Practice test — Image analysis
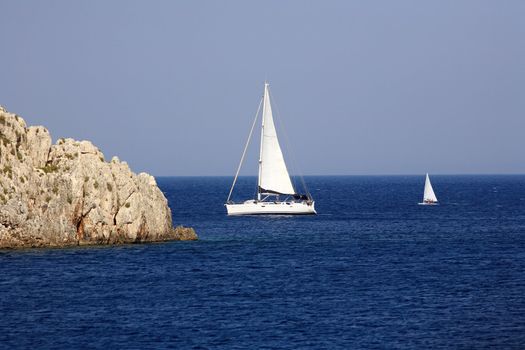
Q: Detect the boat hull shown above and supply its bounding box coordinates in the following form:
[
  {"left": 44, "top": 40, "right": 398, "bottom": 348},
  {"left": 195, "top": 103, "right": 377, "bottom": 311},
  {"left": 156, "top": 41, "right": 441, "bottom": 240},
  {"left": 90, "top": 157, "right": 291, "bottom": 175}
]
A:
[
  {"left": 418, "top": 202, "right": 439, "bottom": 206},
  {"left": 226, "top": 201, "right": 316, "bottom": 216}
]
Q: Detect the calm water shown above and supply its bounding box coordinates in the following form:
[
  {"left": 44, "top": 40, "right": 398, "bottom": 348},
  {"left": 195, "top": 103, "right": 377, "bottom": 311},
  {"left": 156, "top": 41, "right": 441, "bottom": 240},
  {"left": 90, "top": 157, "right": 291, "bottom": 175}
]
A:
[{"left": 1, "top": 175, "right": 525, "bottom": 349}]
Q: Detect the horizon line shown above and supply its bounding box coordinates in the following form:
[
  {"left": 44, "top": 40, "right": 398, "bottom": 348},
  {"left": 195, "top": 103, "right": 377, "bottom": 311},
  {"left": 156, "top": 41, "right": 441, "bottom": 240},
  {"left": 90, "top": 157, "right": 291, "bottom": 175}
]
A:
[{"left": 154, "top": 173, "right": 525, "bottom": 177}]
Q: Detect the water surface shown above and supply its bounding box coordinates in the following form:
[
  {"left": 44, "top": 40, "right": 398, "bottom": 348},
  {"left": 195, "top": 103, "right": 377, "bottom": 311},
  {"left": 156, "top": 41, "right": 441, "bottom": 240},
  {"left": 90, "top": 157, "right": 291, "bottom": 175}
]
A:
[{"left": 1, "top": 175, "right": 525, "bottom": 348}]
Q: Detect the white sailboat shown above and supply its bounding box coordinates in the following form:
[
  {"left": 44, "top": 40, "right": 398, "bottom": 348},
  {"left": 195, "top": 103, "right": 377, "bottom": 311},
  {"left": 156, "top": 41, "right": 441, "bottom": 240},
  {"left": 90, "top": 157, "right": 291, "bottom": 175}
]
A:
[
  {"left": 418, "top": 173, "right": 438, "bottom": 205},
  {"left": 225, "top": 82, "right": 316, "bottom": 216}
]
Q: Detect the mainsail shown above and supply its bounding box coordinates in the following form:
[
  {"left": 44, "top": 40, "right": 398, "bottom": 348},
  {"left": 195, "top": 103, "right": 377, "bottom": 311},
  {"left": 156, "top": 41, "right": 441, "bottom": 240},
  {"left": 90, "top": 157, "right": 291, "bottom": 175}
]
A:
[
  {"left": 258, "top": 83, "right": 295, "bottom": 195},
  {"left": 423, "top": 173, "right": 438, "bottom": 202}
]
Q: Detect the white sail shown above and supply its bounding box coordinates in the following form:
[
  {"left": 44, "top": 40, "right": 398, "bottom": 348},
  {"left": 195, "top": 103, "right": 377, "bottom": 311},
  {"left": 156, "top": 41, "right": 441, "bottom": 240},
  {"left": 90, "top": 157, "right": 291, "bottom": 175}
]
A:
[
  {"left": 258, "top": 83, "right": 295, "bottom": 195},
  {"left": 423, "top": 173, "right": 438, "bottom": 203}
]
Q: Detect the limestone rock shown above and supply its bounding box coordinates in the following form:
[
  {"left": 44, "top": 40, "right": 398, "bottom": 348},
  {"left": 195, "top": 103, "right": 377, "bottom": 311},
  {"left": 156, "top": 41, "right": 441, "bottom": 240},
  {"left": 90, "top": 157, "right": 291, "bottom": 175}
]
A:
[
  {"left": 26, "top": 126, "right": 51, "bottom": 168},
  {"left": 0, "top": 106, "right": 196, "bottom": 248}
]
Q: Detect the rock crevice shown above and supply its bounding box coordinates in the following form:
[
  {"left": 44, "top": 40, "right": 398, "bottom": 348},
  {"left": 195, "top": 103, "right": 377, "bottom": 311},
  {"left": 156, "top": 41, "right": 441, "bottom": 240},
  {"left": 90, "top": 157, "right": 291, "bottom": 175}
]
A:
[{"left": 0, "top": 106, "right": 196, "bottom": 248}]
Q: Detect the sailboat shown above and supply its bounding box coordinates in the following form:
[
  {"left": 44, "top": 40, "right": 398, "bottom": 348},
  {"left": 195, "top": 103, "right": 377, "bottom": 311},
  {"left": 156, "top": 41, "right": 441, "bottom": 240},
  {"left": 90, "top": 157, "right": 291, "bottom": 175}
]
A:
[
  {"left": 418, "top": 173, "right": 439, "bottom": 205},
  {"left": 225, "top": 82, "right": 316, "bottom": 216}
]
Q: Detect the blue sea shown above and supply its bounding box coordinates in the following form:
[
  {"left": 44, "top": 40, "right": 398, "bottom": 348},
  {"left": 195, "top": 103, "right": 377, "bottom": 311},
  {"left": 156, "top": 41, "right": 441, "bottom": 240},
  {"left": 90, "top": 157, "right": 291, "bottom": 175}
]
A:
[{"left": 1, "top": 175, "right": 525, "bottom": 349}]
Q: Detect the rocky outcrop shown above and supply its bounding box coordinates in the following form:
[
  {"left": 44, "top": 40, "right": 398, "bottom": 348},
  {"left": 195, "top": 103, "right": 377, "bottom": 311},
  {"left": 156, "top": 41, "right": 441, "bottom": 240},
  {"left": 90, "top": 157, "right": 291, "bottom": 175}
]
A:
[{"left": 0, "top": 106, "right": 196, "bottom": 248}]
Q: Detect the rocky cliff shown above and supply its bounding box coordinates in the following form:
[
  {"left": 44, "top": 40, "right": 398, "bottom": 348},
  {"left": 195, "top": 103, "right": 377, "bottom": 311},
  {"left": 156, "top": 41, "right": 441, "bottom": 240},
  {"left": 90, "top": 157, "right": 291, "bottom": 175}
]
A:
[{"left": 0, "top": 106, "right": 196, "bottom": 248}]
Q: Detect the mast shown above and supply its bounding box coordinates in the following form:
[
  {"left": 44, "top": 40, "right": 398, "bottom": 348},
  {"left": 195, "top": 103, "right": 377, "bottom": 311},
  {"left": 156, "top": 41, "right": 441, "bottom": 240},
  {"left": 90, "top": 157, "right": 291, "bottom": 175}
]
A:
[{"left": 257, "top": 82, "right": 268, "bottom": 200}]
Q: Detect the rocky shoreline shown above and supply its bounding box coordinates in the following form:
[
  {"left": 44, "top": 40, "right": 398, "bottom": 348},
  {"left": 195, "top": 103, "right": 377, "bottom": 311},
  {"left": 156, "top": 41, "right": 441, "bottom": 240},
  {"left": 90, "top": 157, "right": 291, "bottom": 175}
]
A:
[{"left": 0, "top": 105, "right": 196, "bottom": 248}]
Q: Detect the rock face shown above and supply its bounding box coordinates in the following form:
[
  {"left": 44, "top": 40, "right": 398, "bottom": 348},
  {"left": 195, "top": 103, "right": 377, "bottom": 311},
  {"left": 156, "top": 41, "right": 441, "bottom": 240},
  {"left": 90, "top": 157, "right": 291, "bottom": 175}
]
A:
[{"left": 0, "top": 106, "right": 196, "bottom": 248}]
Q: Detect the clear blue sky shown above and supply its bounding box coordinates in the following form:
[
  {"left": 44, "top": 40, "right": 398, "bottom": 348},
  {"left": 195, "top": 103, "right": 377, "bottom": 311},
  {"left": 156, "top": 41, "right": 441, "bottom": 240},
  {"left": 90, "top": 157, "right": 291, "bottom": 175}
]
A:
[{"left": 1, "top": 1, "right": 524, "bottom": 175}]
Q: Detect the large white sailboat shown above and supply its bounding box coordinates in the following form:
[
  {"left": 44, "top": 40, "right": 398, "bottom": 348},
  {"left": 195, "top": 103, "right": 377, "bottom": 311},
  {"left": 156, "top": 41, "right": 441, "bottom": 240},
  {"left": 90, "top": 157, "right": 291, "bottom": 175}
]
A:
[
  {"left": 418, "top": 173, "right": 439, "bottom": 205},
  {"left": 225, "top": 82, "right": 316, "bottom": 216}
]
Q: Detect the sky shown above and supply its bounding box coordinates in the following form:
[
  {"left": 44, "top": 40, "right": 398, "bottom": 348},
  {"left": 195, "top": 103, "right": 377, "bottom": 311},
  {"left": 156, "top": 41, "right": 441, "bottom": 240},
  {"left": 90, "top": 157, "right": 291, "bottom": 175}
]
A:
[{"left": 0, "top": 0, "right": 524, "bottom": 176}]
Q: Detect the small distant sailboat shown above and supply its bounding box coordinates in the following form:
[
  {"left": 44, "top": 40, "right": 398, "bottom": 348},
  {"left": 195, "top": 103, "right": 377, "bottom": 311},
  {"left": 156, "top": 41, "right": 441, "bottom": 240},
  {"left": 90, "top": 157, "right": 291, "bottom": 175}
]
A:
[
  {"left": 225, "top": 82, "right": 316, "bottom": 216},
  {"left": 419, "top": 173, "right": 438, "bottom": 205}
]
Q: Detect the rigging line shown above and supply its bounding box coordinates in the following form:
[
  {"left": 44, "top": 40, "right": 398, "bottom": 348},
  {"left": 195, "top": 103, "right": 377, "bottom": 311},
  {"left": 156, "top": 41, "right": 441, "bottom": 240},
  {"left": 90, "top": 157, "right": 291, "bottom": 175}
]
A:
[
  {"left": 226, "top": 97, "right": 263, "bottom": 203},
  {"left": 268, "top": 87, "right": 312, "bottom": 198}
]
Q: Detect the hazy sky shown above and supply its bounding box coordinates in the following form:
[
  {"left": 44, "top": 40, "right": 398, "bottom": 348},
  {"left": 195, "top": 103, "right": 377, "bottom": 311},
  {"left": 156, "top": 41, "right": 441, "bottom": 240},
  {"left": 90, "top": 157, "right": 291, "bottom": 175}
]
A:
[{"left": 1, "top": 1, "right": 524, "bottom": 175}]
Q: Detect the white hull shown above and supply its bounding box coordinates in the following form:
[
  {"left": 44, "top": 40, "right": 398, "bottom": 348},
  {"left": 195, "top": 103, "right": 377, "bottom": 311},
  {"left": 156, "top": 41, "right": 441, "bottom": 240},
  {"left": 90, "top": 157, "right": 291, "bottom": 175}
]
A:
[
  {"left": 226, "top": 200, "right": 316, "bottom": 216},
  {"left": 418, "top": 202, "right": 439, "bottom": 206}
]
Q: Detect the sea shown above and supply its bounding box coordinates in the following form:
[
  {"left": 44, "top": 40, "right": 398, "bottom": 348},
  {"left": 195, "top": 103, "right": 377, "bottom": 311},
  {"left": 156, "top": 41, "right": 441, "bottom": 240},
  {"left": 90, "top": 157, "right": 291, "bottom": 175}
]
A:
[{"left": 1, "top": 175, "right": 525, "bottom": 349}]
